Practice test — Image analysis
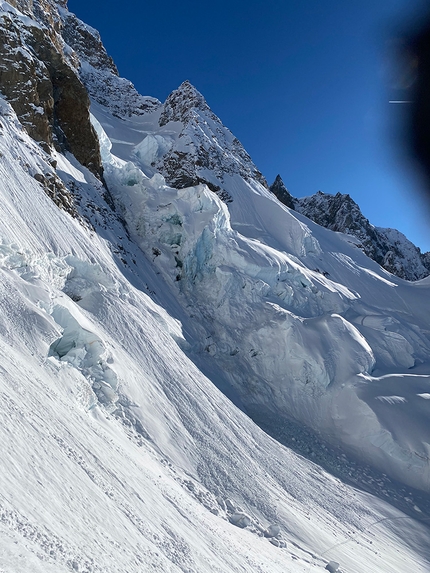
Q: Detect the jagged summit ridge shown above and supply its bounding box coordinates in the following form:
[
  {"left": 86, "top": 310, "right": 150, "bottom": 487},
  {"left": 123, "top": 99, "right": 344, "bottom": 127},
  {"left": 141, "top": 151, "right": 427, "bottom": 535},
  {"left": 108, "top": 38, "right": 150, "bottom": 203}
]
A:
[
  {"left": 60, "top": 7, "right": 118, "bottom": 75},
  {"left": 270, "top": 175, "right": 430, "bottom": 281}
]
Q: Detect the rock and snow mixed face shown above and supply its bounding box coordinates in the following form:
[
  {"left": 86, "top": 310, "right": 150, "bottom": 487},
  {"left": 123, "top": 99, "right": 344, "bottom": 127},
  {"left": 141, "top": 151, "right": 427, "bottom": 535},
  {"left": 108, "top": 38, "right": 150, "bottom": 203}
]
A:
[
  {"left": 124, "top": 79, "right": 267, "bottom": 202},
  {"left": 59, "top": 6, "right": 161, "bottom": 118},
  {"left": 0, "top": 2, "right": 430, "bottom": 572},
  {"left": 270, "top": 175, "right": 430, "bottom": 281}
]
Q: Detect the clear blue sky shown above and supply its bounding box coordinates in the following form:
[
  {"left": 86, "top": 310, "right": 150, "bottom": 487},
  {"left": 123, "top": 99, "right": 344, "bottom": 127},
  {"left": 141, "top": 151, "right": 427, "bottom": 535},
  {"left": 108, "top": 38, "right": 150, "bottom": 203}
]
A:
[{"left": 68, "top": 0, "right": 430, "bottom": 251}]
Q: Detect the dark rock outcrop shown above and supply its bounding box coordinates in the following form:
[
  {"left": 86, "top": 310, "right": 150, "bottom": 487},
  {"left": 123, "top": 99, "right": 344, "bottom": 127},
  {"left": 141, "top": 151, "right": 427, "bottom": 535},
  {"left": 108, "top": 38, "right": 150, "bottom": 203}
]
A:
[
  {"left": 270, "top": 175, "right": 430, "bottom": 281},
  {"left": 270, "top": 174, "right": 296, "bottom": 209},
  {"left": 155, "top": 81, "right": 267, "bottom": 200},
  {"left": 0, "top": 11, "right": 53, "bottom": 150},
  {"left": 33, "top": 170, "right": 78, "bottom": 216},
  {"left": 0, "top": 1, "right": 102, "bottom": 177}
]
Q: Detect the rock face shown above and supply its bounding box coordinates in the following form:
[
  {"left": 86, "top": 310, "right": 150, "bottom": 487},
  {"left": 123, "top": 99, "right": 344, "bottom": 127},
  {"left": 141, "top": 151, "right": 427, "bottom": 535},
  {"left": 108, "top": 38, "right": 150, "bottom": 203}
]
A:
[
  {"left": 270, "top": 174, "right": 296, "bottom": 209},
  {"left": 270, "top": 175, "right": 430, "bottom": 281},
  {"left": 7, "top": 1, "right": 34, "bottom": 14},
  {"left": 0, "top": 11, "right": 53, "bottom": 149},
  {"left": 60, "top": 8, "right": 160, "bottom": 118},
  {"left": 0, "top": 1, "right": 102, "bottom": 177},
  {"left": 154, "top": 81, "right": 268, "bottom": 199}
]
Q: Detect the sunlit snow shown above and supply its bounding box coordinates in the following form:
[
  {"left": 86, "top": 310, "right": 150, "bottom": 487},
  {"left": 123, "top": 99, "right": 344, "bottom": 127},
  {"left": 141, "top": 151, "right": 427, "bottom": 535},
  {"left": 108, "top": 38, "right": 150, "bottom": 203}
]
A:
[{"left": 0, "top": 3, "right": 430, "bottom": 573}]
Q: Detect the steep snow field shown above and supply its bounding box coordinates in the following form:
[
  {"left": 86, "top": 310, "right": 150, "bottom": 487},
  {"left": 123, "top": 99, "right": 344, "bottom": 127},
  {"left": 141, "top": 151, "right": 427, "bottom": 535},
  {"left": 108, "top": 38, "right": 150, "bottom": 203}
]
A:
[
  {"left": 90, "top": 95, "right": 430, "bottom": 495},
  {"left": 1, "top": 92, "right": 430, "bottom": 572},
  {"left": 1, "top": 2, "right": 430, "bottom": 571}
]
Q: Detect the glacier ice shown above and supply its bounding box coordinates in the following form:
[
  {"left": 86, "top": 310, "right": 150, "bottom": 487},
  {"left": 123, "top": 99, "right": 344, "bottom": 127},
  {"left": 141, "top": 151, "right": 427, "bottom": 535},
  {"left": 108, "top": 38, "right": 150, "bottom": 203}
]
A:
[{"left": 0, "top": 4, "right": 430, "bottom": 572}]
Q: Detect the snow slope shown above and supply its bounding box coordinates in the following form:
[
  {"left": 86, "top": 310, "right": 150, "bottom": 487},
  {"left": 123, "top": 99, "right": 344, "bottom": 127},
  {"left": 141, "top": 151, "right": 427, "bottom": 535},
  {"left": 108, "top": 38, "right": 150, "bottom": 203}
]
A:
[
  {"left": 1, "top": 83, "right": 429, "bottom": 573},
  {"left": 89, "top": 92, "right": 430, "bottom": 495},
  {"left": 0, "top": 2, "right": 430, "bottom": 572}
]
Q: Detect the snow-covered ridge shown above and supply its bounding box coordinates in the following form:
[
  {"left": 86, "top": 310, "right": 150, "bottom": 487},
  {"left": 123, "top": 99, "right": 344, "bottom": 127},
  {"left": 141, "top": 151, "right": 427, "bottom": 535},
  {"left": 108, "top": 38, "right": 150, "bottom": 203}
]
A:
[{"left": 270, "top": 175, "right": 430, "bottom": 281}]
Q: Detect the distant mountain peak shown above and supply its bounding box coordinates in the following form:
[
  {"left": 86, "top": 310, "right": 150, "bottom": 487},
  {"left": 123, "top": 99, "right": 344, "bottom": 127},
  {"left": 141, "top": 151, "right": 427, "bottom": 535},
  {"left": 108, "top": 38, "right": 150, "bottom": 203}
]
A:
[{"left": 271, "top": 176, "right": 430, "bottom": 281}]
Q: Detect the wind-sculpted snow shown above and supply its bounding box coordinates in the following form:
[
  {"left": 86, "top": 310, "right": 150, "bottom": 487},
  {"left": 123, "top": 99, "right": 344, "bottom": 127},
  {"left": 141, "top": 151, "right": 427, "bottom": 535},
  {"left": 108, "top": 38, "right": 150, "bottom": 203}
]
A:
[
  {"left": 3, "top": 98, "right": 430, "bottom": 573},
  {"left": 1, "top": 6, "right": 430, "bottom": 572},
  {"left": 91, "top": 108, "right": 430, "bottom": 493}
]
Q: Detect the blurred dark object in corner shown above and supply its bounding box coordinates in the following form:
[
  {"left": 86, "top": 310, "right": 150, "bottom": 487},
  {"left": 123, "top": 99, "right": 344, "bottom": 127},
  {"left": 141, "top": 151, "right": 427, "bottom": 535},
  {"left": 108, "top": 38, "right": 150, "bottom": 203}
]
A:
[{"left": 408, "top": 13, "right": 430, "bottom": 200}]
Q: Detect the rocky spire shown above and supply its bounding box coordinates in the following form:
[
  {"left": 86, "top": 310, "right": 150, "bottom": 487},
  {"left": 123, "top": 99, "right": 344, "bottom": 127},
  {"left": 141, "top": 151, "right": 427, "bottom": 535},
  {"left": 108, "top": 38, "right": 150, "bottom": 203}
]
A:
[{"left": 269, "top": 175, "right": 296, "bottom": 209}]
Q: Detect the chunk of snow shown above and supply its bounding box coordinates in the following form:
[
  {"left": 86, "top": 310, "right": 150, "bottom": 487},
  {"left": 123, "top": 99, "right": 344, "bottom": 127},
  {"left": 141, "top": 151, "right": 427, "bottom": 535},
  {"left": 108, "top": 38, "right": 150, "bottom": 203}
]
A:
[{"left": 229, "top": 512, "right": 252, "bottom": 528}]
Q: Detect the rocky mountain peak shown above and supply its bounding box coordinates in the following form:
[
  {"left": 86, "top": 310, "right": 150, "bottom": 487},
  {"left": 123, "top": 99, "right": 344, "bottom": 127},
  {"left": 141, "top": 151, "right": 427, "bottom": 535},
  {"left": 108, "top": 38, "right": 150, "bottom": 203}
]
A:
[
  {"left": 270, "top": 177, "right": 430, "bottom": 281},
  {"left": 269, "top": 174, "right": 296, "bottom": 209},
  {"left": 152, "top": 80, "right": 268, "bottom": 196},
  {"left": 159, "top": 80, "right": 210, "bottom": 127}
]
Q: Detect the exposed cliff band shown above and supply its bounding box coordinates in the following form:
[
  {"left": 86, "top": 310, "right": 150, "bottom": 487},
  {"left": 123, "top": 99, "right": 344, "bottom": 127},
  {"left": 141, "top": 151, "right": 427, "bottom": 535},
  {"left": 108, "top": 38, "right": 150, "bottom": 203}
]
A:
[{"left": 0, "top": 0, "right": 102, "bottom": 177}]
